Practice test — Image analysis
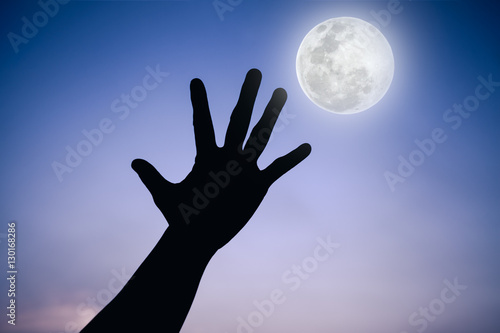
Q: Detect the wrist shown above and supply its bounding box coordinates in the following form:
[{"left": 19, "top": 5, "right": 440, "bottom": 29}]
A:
[{"left": 161, "top": 226, "right": 218, "bottom": 262}]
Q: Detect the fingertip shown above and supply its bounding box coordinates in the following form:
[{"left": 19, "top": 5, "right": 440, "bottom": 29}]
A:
[
  {"left": 131, "top": 158, "right": 142, "bottom": 171},
  {"left": 291, "top": 143, "right": 312, "bottom": 165},
  {"left": 131, "top": 158, "right": 148, "bottom": 173},
  {"left": 246, "top": 68, "right": 262, "bottom": 87},
  {"left": 270, "top": 88, "right": 287, "bottom": 108},
  {"left": 300, "top": 143, "right": 312, "bottom": 156},
  {"left": 274, "top": 87, "right": 287, "bottom": 100},
  {"left": 190, "top": 78, "right": 203, "bottom": 89},
  {"left": 248, "top": 68, "right": 262, "bottom": 79}
]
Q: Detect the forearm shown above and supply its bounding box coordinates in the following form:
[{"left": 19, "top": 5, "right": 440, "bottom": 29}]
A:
[{"left": 81, "top": 227, "right": 215, "bottom": 333}]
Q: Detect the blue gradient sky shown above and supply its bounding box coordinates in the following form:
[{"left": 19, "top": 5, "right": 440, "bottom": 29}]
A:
[{"left": 1, "top": 1, "right": 499, "bottom": 332}]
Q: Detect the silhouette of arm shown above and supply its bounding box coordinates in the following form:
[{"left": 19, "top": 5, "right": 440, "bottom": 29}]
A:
[{"left": 80, "top": 68, "right": 311, "bottom": 332}]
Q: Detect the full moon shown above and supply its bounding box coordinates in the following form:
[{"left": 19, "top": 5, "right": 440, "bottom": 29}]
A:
[{"left": 296, "top": 17, "right": 394, "bottom": 114}]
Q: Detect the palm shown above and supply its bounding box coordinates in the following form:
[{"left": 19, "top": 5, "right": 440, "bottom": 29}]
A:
[{"left": 132, "top": 69, "right": 311, "bottom": 250}]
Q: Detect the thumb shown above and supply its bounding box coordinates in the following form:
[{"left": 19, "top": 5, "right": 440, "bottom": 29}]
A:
[
  {"left": 262, "top": 143, "right": 311, "bottom": 186},
  {"left": 131, "top": 159, "right": 171, "bottom": 197}
]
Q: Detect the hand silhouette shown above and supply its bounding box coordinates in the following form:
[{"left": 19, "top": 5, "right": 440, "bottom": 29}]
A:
[
  {"left": 132, "top": 68, "right": 311, "bottom": 252},
  {"left": 81, "top": 69, "right": 311, "bottom": 333}
]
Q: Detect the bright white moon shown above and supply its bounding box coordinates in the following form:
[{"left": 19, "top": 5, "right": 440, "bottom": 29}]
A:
[{"left": 296, "top": 17, "right": 394, "bottom": 114}]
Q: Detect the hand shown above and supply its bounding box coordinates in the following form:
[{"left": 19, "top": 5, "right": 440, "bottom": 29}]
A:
[{"left": 132, "top": 69, "right": 311, "bottom": 252}]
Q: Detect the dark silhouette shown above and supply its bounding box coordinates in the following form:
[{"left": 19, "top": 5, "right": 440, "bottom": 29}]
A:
[{"left": 80, "top": 68, "right": 311, "bottom": 332}]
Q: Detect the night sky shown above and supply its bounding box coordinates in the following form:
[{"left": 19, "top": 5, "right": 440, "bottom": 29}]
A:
[{"left": 1, "top": 1, "right": 499, "bottom": 333}]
